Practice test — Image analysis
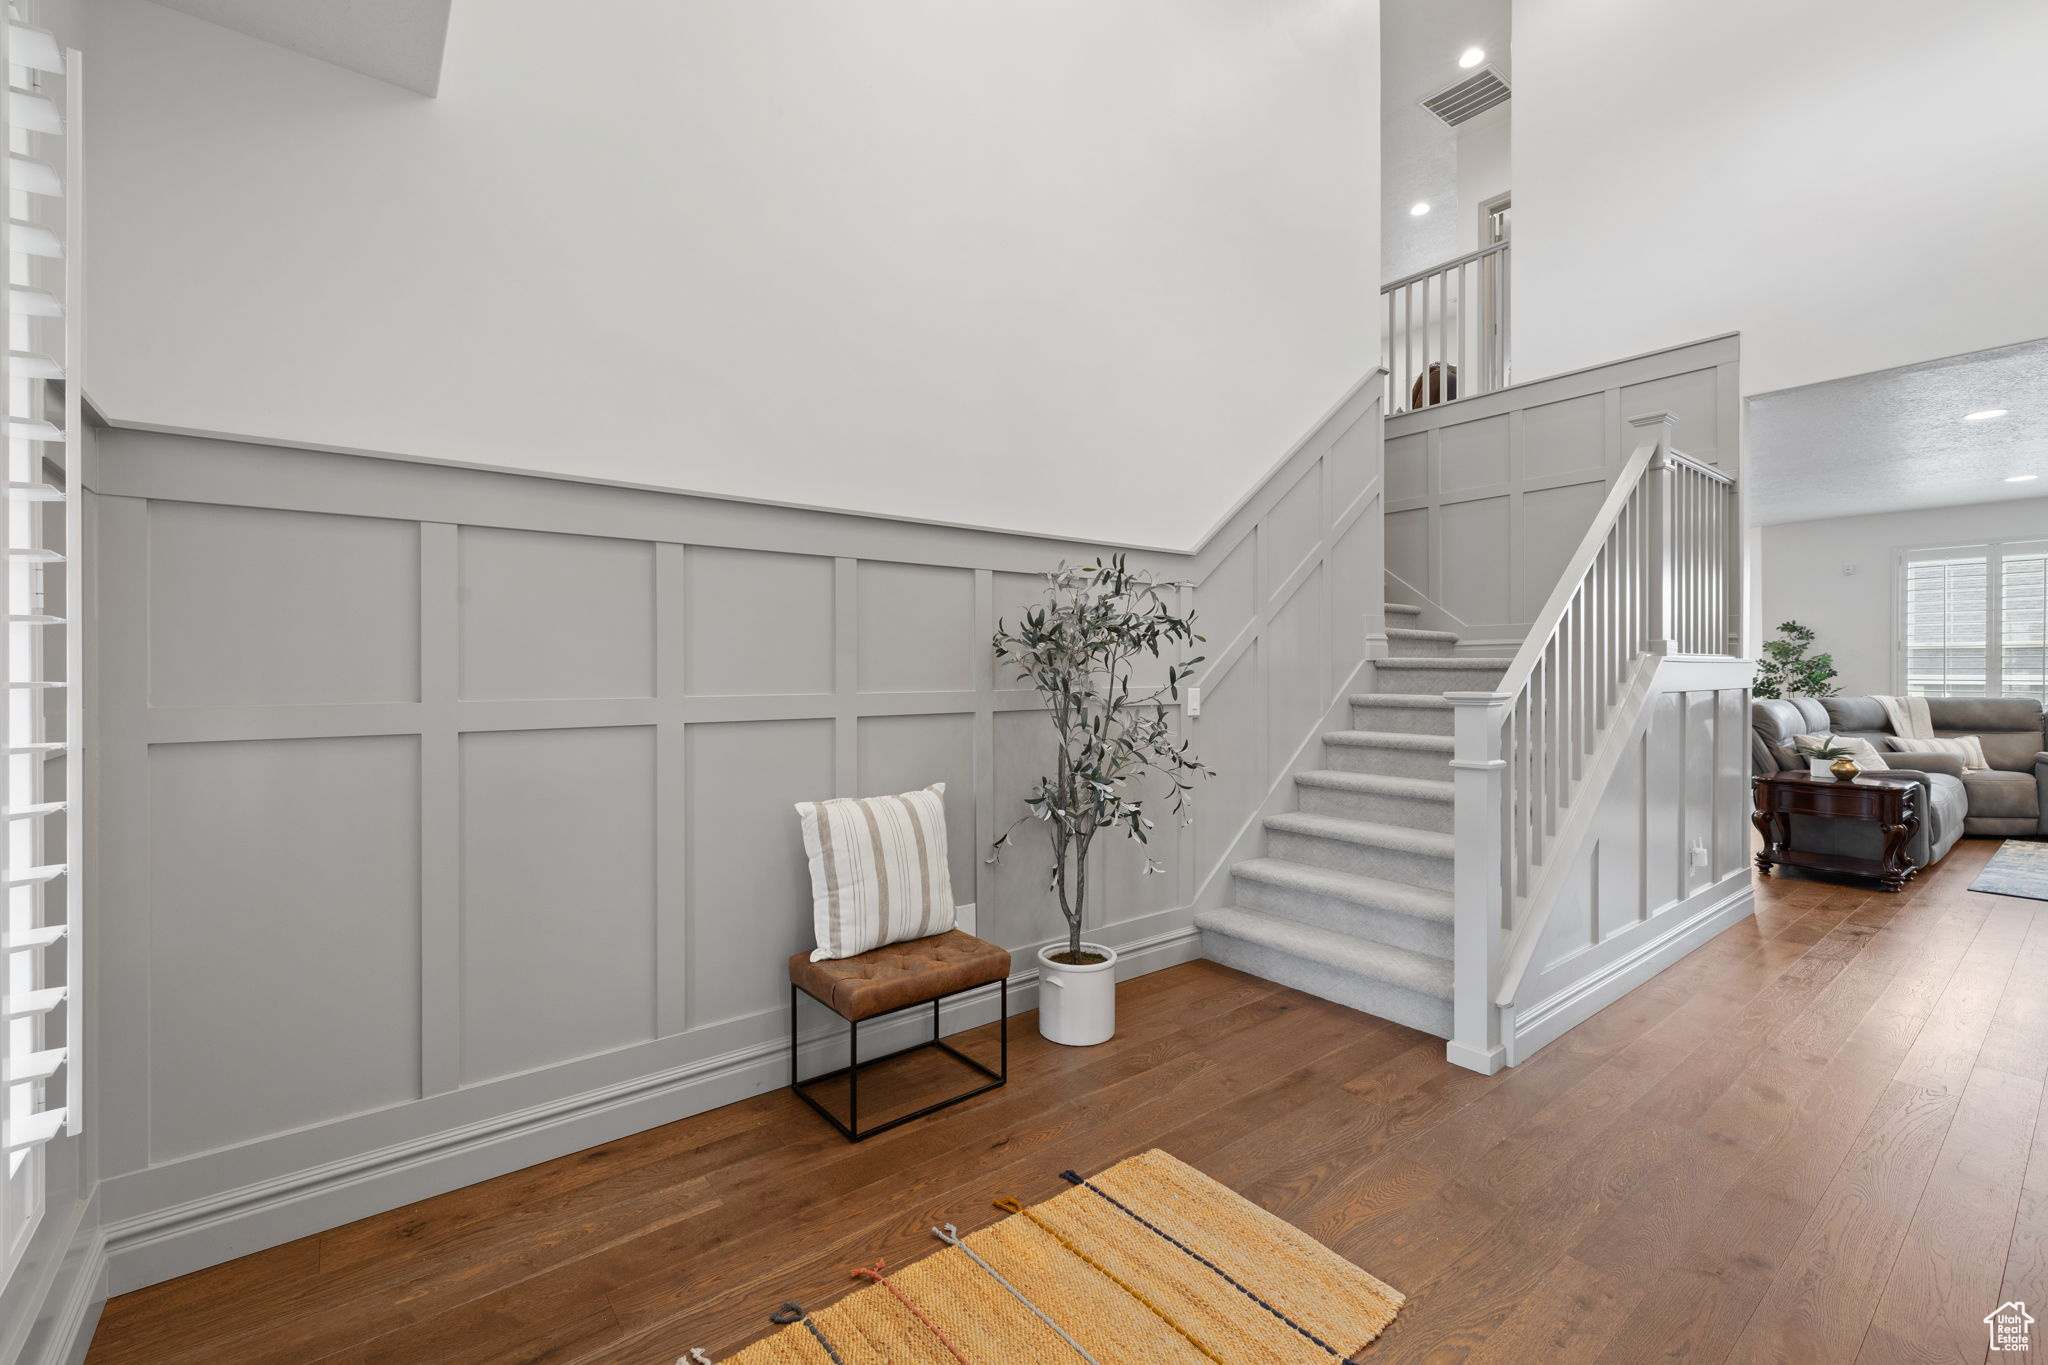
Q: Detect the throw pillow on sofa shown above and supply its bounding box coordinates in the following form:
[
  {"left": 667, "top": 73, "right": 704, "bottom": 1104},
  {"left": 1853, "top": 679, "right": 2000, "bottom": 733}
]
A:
[
  {"left": 1882, "top": 734, "right": 1990, "bottom": 771},
  {"left": 1792, "top": 732, "right": 1890, "bottom": 777}
]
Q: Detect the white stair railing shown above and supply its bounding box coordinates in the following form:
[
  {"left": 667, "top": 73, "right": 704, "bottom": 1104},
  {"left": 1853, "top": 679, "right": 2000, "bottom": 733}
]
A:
[
  {"left": 1444, "top": 412, "right": 1740, "bottom": 1074},
  {"left": 1382, "top": 240, "right": 1508, "bottom": 414}
]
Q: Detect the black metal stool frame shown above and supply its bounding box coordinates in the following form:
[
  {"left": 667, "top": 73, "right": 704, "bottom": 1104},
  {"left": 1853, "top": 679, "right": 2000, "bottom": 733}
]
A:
[{"left": 789, "top": 977, "right": 1007, "bottom": 1142}]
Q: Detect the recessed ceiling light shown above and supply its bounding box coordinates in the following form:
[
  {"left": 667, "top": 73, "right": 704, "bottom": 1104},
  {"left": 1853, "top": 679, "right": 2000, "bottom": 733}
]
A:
[
  {"left": 2006, "top": 473, "right": 2038, "bottom": 483},
  {"left": 1459, "top": 47, "right": 1485, "bottom": 68},
  {"left": 1964, "top": 409, "right": 2010, "bottom": 421},
  {"left": 1410, "top": 202, "right": 1431, "bottom": 216}
]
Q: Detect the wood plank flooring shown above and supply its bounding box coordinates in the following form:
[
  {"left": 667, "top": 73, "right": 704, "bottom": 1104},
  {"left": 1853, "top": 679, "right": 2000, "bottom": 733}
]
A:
[{"left": 87, "top": 840, "right": 2048, "bottom": 1364}]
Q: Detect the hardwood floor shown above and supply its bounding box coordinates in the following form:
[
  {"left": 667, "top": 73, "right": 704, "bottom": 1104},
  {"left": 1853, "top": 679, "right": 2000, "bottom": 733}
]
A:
[{"left": 88, "top": 840, "right": 2047, "bottom": 1364}]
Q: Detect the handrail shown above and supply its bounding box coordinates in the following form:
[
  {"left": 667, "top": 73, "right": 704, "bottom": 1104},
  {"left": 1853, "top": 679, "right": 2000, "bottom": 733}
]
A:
[
  {"left": 1446, "top": 408, "right": 1743, "bottom": 1072},
  {"left": 1492, "top": 437, "right": 1660, "bottom": 702},
  {"left": 1668, "top": 449, "right": 1732, "bottom": 485},
  {"left": 1380, "top": 239, "right": 1509, "bottom": 294}
]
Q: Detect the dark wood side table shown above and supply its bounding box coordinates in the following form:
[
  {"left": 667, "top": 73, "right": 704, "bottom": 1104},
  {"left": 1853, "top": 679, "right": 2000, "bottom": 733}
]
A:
[{"left": 1751, "top": 772, "right": 1922, "bottom": 893}]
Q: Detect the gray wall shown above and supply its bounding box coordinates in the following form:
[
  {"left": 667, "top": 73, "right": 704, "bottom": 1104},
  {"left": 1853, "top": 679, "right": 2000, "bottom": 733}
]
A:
[
  {"left": 85, "top": 380, "right": 1385, "bottom": 1291},
  {"left": 1382, "top": 334, "right": 1740, "bottom": 649}
]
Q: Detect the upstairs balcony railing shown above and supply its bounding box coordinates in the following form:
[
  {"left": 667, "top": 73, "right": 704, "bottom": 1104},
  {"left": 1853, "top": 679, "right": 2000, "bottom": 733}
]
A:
[{"left": 1383, "top": 239, "right": 1509, "bottom": 414}]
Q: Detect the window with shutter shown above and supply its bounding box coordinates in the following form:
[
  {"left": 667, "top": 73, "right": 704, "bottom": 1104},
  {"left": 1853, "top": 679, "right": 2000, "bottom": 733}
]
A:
[
  {"left": 2002, "top": 547, "right": 2048, "bottom": 703},
  {"left": 1899, "top": 540, "right": 2048, "bottom": 702},
  {"left": 1903, "top": 550, "right": 1989, "bottom": 696},
  {"left": 0, "top": 5, "right": 76, "bottom": 1290}
]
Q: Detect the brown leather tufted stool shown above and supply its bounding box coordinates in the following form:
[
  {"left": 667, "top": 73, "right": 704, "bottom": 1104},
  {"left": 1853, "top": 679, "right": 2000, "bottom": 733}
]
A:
[{"left": 788, "top": 929, "right": 1009, "bottom": 1141}]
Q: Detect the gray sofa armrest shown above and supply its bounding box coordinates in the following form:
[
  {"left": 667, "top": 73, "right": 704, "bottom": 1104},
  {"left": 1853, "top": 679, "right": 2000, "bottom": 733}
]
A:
[
  {"left": 1883, "top": 752, "right": 1966, "bottom": 779},
  {"left": 1873, "top": 768, "right": 1937, "bottom": 799},
  {"left": 2038, "top": 752, "right": 2048, "bottom": 834}
]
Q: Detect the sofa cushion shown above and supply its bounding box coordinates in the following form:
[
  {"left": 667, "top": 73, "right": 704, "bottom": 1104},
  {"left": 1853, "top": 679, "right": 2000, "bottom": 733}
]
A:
[
  {"left": 789, "top": 929, "right": 1010, "bottom": 1021},
  {"left": 1960, "top": 769, "right": 2040, "bottom": 821},
  {"left": 1822, "top": 696, "right": 1890, "bottom": 733},
  {"left": 1969, "top": 730, "right": 2044, "bottom": 773},
  {"left": 1927, "top": 697, "right": 2046, "bottom": 734},
  {"left": 1753, "top": 698, "right": 1834, "bottom": 771}
]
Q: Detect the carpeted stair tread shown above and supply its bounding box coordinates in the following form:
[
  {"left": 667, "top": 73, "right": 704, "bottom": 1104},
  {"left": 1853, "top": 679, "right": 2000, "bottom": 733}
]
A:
[
  {"left": 1323, "top": 730, "right": 1455, "bottom": 754},
  {"left": 1263, "top": 811, "right": 1456, "bottom": 859},
  {"left": 1385, "top": 627, "right": 1460, "bottom": 646},
  {"left": 1296, "top": 769, "right": 1454, "bottom": 804},
  {"left": 1383, "top": 602, "right": 1424, "bottom": 617},
  {"left": 1195, "top": 907, "right": 1454, "bottom": 1001},
  {"left": 1348, "top": 692, "right": 1454, "bottom": 710},
  {"left": 1232, "top": 858, "right": 1455, "bottom": 928},
  {"left": 1375, "top": 655, "right": 1514, "bottom": 670}
]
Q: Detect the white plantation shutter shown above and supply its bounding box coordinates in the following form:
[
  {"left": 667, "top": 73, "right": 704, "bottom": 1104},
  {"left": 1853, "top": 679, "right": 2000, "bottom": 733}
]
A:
[
  {"left": 1900, "top": 541, "right": 2048, "bottom": 702},
  {"left": 0, "top": 4, "right": 76, "bottom": 1286},
  {"left": 1903, "top": 549, "right": 1989, "bottom": 696},
  {"left": 2001, "top": 545, "right": 2048, "bottom": 703}
]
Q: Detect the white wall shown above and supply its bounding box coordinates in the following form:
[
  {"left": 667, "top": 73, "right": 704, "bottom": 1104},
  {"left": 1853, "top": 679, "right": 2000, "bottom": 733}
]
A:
[
  {"left": 1453, "top": 107, "right": 1508, "bottom": 256},
  {"left": 1760, "top": 496, "right": 2048, "bottom": 695},
  {"left": 82, "top": 0, "right": 1381, "bottom": 549},
  {"left": 1511, "top": 0, "right": 2048, "bottom": 397},
  {"left": 1379, "top": 0, "right": 1508, "bottom": 281}
]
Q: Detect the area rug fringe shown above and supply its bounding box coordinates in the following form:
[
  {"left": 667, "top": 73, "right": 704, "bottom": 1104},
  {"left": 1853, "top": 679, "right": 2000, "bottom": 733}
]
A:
[{"left": 705, "top": 1148, "right": 1404, "bottom": 1365}]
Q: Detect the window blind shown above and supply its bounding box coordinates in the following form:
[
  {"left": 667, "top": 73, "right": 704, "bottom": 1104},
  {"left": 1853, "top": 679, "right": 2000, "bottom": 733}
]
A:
[
  {"left": 2002, "top": 548, "right": 2048, "bottom": 703},
  {"left": 0, "top": 4, "right": 76, "bottom": 1287},
  {"left": 1901, "top": 541, "right": 2048, "bottom": 702},
  {"left": 1903, "top": 550, "right": 1989, "bottom": 696}
]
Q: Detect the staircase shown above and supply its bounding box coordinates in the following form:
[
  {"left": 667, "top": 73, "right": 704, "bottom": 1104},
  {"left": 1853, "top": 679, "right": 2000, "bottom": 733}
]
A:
[{"left": 1196, "top": 603, "right": 1509, "bottom": 1038}]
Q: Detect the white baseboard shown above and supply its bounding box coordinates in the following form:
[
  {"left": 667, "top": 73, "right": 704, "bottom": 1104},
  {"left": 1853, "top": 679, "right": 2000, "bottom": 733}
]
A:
[
  {"left": 1443, "top": 1039, "right": 1504, "bottom": 1074},
  {"left": 1502, "top": 872, "right": 1755, "bottom": 1067},
  {"left": 101, "top": 925, "right": 1201, "bottom": 1296}
]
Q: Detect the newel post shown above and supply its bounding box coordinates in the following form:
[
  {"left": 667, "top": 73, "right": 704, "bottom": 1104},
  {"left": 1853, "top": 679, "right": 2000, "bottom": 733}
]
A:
[
  {"left": 1632, "top": 411, "right": 1679, "bottom": 658},
  {"left": 1446, "top": 689, "right": 1509, "bottom": 1074}
]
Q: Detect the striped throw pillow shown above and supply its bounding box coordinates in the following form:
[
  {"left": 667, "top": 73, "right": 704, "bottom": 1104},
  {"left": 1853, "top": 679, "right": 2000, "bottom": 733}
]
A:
[
  {"left": 1883, "top": 733, "right": 1990, "bottom": 771},
  {"left": 797, "top": 784, "right": 955, "bottom": 962}
]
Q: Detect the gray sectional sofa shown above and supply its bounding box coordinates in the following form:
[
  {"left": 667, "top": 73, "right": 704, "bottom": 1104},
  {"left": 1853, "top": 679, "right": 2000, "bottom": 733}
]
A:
[{"left": 1750, "top": 694, "right": 2048, "bottom": 871}]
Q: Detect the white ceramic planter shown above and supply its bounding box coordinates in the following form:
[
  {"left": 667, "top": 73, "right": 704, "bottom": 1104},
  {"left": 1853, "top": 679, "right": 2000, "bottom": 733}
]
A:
[{"left": 1036, "top": 942, "right": 1119, "bottom": 1046}]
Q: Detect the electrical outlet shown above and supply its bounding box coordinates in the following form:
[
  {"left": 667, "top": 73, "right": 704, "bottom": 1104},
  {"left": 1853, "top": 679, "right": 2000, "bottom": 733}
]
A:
[
  {"left": 1690, "top": 838, "right": 1709, "bottom": 868},
  {"left": 1187, "top": 686, "right": 1202, "bottom": 718}
]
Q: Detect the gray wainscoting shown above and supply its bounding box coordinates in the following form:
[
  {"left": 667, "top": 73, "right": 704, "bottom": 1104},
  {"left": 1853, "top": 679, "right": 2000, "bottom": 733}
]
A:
[
  {"left": 1504, "top": 659, "right": 1757, "bottom": 1064},
  {"left": 85, "top": 378, "right": 1384, "bottom": 1290},
  {"left": 1382, "top": 334, "right": 1741, "bottom": 649}
]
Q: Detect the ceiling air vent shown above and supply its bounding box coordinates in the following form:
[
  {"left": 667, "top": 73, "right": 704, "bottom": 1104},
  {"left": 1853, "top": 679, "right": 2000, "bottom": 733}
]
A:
[{"left": 1421, "top": 67, "right": 1511, "bottom": 128}]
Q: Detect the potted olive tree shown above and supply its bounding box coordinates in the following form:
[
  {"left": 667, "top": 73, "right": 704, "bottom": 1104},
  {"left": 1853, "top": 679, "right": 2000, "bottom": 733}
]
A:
[{"left": 990, "top": 556, "right": 1212, "bottom": 1045}]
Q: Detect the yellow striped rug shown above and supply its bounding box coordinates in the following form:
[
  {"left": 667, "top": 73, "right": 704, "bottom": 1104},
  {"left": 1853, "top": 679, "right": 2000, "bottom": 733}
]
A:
[{"left": 718, "top": 1149, "right": 1404, "bottom": 1364}]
